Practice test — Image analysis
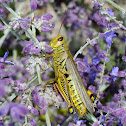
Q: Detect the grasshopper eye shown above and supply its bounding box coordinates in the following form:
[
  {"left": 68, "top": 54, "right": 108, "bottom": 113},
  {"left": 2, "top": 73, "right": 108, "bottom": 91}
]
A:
[{"left": 58, "top": 37, "right": 63, "bottom": 41}]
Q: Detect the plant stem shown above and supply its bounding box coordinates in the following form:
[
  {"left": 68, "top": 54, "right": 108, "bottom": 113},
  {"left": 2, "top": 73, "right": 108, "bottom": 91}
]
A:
[
  {"left": 106, "top": 0, "right": 126, "bottom": 13},
  {"left": 25, "top": 89, "right": 32, "bottom": 123},
  {"left": 1, "top": 2, "right": 20, "bottom": 18},
  {"left": 97, "top": 49, "right": 108, "bottom": 98},
  {"left": 36, "top": 63, "right": 43, "bottom": 85},
  {"left": 45, "top": 109, "right": 51, "bottom": 126},
  {"left": 13, "top": 49, "right": 17, "bottom": 62},
  {"left": 36, "top": 63, "right": 51, "bottom": 125},
  {"left": 31, "top": 12, "right": 36, "bottom": 37},
  {"left": 0, "top": 15, "right": 22, "bottom": 47},
  {"left": 103, "top": 8, "right": 126, "bottom": 31},
  {"left": 73, "top": 27, "right": 119, "bottom": 60},
  {"left": 1, "top": 2, "right": 40, "bottom": 44}
]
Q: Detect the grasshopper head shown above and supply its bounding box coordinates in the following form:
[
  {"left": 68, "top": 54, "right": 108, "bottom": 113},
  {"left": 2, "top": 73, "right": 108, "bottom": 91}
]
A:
[{"left": 49, "top": 35, "right": 65, "bottom": 49}]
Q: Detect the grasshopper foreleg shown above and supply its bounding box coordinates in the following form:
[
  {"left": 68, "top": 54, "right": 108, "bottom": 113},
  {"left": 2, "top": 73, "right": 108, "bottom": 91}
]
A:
[
  {"left": 43, "top": 77, "right": 58, "bottom": 92},
  {"left": 34, "top": 53, "right": 54, "bottom": 59}
]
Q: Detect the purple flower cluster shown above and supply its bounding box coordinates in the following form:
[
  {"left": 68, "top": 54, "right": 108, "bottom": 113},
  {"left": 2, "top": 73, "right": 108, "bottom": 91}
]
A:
[
  {"left": 32, "top": 91, "right": 47, "bottom": 115},
  {"left": 91, "top": 4, "right": 117, "bottom": 29},
  {"left": 21, "top": 41, "right": 41, "bottom": 55},
  {"left": 10, "top": 17, "right": 31, "bottom": 31},
  {"left": 0, "top": 102, "right": 29, "bottom": 123},
  {"left": 64, "top": 1, "right": 93, "bottom": 38},
  {"left": 0, "top": 50, "right": 14, "bottom": 65},
  {"left": 32, "top": 13, "right": 55, "bottom": 32},
  {"left": 99, "top": 31, "right": 118, "bottom": 47},
  {"left": 0, "top": 0, "right": 13, "bottom": 3},
  {"left": 9, "top": 13, "right": 54, "bottom": 33},
  {"left": 30, "top": 0, "right": 47, "bottom": 11},
  {"left": 103, "top": 91, "right": 126, "bottom": 125}
]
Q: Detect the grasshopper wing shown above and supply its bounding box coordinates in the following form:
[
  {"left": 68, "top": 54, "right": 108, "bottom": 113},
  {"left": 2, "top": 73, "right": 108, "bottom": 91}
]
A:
[{"left": 65, "top": 57, "right": 95, "bottom": 114}]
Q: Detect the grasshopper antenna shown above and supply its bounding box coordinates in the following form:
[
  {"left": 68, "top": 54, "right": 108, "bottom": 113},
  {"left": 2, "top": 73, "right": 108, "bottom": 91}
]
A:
[{"left": 58, "top": 11, "right": 67, "bottom": 35}]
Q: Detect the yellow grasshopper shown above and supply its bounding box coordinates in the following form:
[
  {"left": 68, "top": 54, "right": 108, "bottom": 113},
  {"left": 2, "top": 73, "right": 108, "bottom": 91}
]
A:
[{"left": 43, "top": 21, "right": 96, "bottom": 117}]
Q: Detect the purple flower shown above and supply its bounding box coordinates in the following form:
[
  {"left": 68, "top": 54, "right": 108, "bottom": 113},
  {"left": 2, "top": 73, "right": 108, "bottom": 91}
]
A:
[
  {"left": 92, "top": 122, "right": 99, "bottom": 126},
  {"left": 99, "top": 31, "right": 118, "bottom": 46},
  {"left": 105, "top": 31, "right": 118, "bottom": 46},
  {"left": 31, "top": 107, "right": 39, "bottom": 116},
  {"left": 88, "top": 48, "right": 94, "bottom": 56},
  {"left": 68, "top": 122, "right": 76, "bottom": 126},
  {"left": 106, "top": 8, "right": 114, "bottom": 16},
  {"left": 90, "top": 39, "right": 98, "bottom": 46},
  {"left": 118, "top": 89, "right": 123, "bottom": 98},
  {"left": 11, "top": 106, "right": 28, "bottom": 123},
  {"left": 77, "top": 60, "right": 87, "bottom": 73},
  {"left": 0, "top": 103, "right": 10, "bottom": 116},
  {"left": 33, "top": 92, "right": 41, "bottom": 105},
  {"left": 0, "top": 5, "right": 4, "bottom": 14},
  {"left": 112, "top": 107, "right": 125, "bottom": 117},
  {"left": 87, "top": 66, "right": 97, "bottom": 83},
  {"left": 14, "top": 80, "right": 27, "bottom": 92},
  {"left": 36, "top": 0, "right": 41, "bottom": 4},
  {"left": 0, "top": 103, "right": 29, "bottom": 123},
  {"left": 93, "top": 1, "right": 101, "bottom": 9},
  {"left": 42, "top": 13, "right": 53, "bottom": 20},
  {"left": 64, "top": 1, "right": 92, "bottom": 38},
  {"left": 0, "top": 86, "right": 6, "bottom": 97},
  {"left": 0, "top": 70, "right": 8, "bottom": 77},
  {"left": 40, "top": 106, "right": 47, "bottom": 115},
  {"left": 105, "top": 57, "right": 110, "bottom": 62},
  {"left": 109, "top": 23, "right": 117, "bottom": 28},
  {"left": 0, "top": 50, "right": 14, "bottom": 65},
  {"left": 92, "top": 56, "right": 101, "bottom": 65},
  {"left": 0, "top": 120, "right": 4, "bottom": 126},
  {"left": 110, "top": 67, "right": 119, "bottom": 76},
  {"left": 92, "top": 115, "right": 105, "bottom": 126},
  {"left": 43, "top": 44, "right": 53, "bottom": 53},
  {"left": 29, "top": 117, "right": 37, "bottom": 126},
  {"left": 32, "top": 13, "right": 55, "bottom": 32},
  {"left": 92, "top": 12, "right": 108, "bottom": 28},
  {"left": 10, "top": 17, "right": 31, "bottom": 31},
  {"left": 122, "top": 115, "right": 126, "bottom": 125},
  {"left": 74, "top": 117, "right": 86, "bottom": 125},
  {"left": 30, "top": 0, "right": 43, "bottom": 11},
  {"left": 41, "top": 20, "right": 55, "bottom": 32},
  {"left": 30, "top": 0, "right": 37, "bottom": 11},
  {"left": 8, "top": 123, "right": 14, "bottom": 126},
  {"left": 88, "top": 85, "right": 97, "bottom": 94},
  {"left": 122, "top": 80, "right": 126, "bottom": 89},
  {"left": 0, "top": 63, "right": 5, "bottom": 69},
  {"left": 99, "top": 33, "right": 104, "bottom": 39},
  {"left": 110, "top": 67, "right": 119, "bottom": 81},
  {"left": 95, "top": 51, "right": 107, "bottom": 60},
  {"left": 103, "top": 75, "right": 112, "bottom": 83},
  {"left": 36, "top": 35, "right": 46, "bottom": 41},
  {"left": 118, "top": 71, "right": 125, "bottom": 77},
  {"left": 122, "top": 56, "right": 126, "bottom": 62},
  {"left": 0, "top": 24, "right": 4, "bottom": 31},
  {"left": 39, "top": 96, "right": 47, "bottom": 107},
  {"left": 99, "top": 115, "right": 105, "bottom": 123},
  {"left": 0, "top": 0, "right": 13, "bottom": 3},
  {"left": 21, "top": 41, "right": 41, "bottom": 55}
]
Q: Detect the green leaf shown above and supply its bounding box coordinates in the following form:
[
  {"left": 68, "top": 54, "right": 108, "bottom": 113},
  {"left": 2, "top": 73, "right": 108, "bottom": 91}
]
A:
[
  {"left": 99, "top": 38, "right": 106, "bottom": 50},
  {"left": 106, "top": 53, "right": 116, "bottom": 71}
]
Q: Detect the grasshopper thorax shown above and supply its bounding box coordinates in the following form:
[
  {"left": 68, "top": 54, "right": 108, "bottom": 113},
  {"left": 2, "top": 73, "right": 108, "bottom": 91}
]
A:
[{"left": 49, "top": 35, "right": 65, "bottom": 49}]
